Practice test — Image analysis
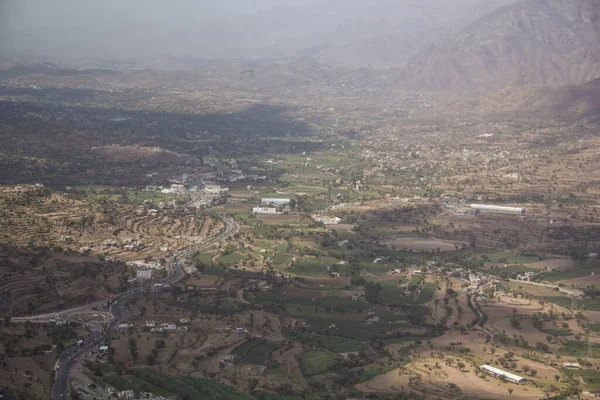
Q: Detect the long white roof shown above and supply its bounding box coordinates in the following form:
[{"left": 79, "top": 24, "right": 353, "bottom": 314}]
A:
[{"left": 480, "top": 364, "right": 526, "bottom": 381}]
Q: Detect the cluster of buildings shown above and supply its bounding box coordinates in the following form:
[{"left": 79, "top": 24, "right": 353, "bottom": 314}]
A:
[
  {"left": 252, "top": 207, "right": 279, "bottom": 215},
  {"left": 311, "top": 215, "right": 342, "bottom": 225},
  {"left": 117, "top": 318, "right": 191, "bottom": 334},
  {"left": 252, "top": 198, "right": 292, "bottom": 214},
  {"left": 106, "top": 386, "right": 167, "bottom": 400}
]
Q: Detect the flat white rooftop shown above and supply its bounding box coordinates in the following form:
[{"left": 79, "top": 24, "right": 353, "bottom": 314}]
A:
[{"left": 480, "top": 364, "right": 527, "bottom": 382}]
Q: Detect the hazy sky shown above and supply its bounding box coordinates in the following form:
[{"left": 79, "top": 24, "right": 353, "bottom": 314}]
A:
[{"left": 0, "top": 0, "right": 514, "bottom": 62}]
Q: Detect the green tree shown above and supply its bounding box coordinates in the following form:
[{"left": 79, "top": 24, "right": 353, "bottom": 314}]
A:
[{"left": 364, "top": 281, "right": 382, "bottom": 303}]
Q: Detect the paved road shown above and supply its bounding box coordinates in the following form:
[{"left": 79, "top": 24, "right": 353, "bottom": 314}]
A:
[{"left": 48, "top": 217, "right": 238, "bottom": 400}]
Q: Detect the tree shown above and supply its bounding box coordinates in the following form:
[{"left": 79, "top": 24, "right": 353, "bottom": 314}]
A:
[
  {"left": 364, "top": 281, "right": 382, "bottom": 303},
  {"left": 457, "top": 361, "right": 465, "bottom": 371},
  {"left": 535, "top": 341, "right": 550, "bottom": 353},
  {"left": 555, "top": 375, "right": 560, "bottom": 382},
  {"left": 146, "top": 354, "right": 157, "bottom": 365},
  {"left": 248, "top": 378, "right": 259, "bottom": 392},
  {"left": 508, "top": 388, "right": 513, "bottom": 396}
]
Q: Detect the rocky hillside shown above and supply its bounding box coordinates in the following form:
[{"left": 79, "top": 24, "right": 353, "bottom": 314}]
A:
[
  {"left": 455, "top": 77, "right": 600, "bottom": 124},
  {"left": 400, "top": 0, "right": 600, "bottom": 90}
]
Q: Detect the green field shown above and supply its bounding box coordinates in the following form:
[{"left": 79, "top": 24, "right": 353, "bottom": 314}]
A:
[
  {"left": 414, "top": 283, "right": 438, "bottom": 304},
  {"left": 587, "top": 324, "right": 600, "bottom": 333},
  {"left": 127, "top": 368, "right": 254, "bottom": 400},
  {"left": 543, "top": 296, "right": 600, "bottom": 311},
  {"left": 409, "top": 275, "right": 423, "bottom": 286},
  {"left": 232, "top": 338, "right": 263, "bottom": 358},
  {"left": 298, "top": 350, "right": 339, "bottom": 376},
  {"left": 541, "top": 264, "right": 599, "bottom": 283},
  {"left": 309, "top": 335, "right": 368, "bottom": 353},
  {"left": 232, "top": 338, "right": 277, "bottom": 364},
  {"left": 358, "top": 366, "right": 395, "bottom": 383},
  {"left": 558, "top": 341, "right": 600, "bottom": 358},
  {"left": 472, "top": 252, "right": 539, "bottom": 264},
  {"left": 563, "top": 368, "right": 600, "bottom": 390},
  {"left": 245, "top": 341, "right": 278, "bottom": 364},
  {"left": 217, "top": 252, "right": 245, "bottom": 265},
  {"left": 194, "top": 252, "right": 214, "bottom": 266}
]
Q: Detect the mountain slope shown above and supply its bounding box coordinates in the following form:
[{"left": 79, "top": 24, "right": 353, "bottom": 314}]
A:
[
  {"left": 456, "top": 77, "right": 600, "bottom": 124},
  {"left": 400, "top": 0, "right": 600, "bottom": 90}
]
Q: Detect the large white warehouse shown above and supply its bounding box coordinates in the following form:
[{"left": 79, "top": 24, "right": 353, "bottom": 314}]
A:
[
  {"left": 480, "top": 364, "right": 527, "bottom": 384},
  {"left": 470, "top": 204, "right": 525, "bottom": 214}
]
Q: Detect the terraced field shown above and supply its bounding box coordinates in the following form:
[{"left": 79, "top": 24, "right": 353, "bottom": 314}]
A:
[
  {"left": 0, "top": 187, "right": 223, "bottom": 314},
  {"left": 0, "top": 188, "right": 223, "bottom": 261},
  {"left": 0, "top": 244, "right": 123, "bottom": 315}
]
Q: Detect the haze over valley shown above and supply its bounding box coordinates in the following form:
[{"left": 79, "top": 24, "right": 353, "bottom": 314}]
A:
[{"left": 1, "top": 1, "right": 600, "bottom": 400}]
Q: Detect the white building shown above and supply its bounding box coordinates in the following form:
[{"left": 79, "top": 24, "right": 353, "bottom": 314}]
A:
[
  {"left": 160, "top": 323, "right": 177, "bottom": 331},
  {"left": 261, "top": 198, "right": 290, "bottom": 206},
  {"left": 252, "top": 207, "right": 278, "bottom": 214},
  {"left": 480, "top": 365, "right": 527, "bottom": 384},
  {"left": 470, "top": 204, "right": 525, "bottom": 214},
  {"left": 117, "top": 390, "right": 135, "bottom": 400},
  {"left": 136, "top": 269, "right": 153, "bottom": 279},
  {"left": 204, "top": 185, "right": 229, "bottom": 195}
]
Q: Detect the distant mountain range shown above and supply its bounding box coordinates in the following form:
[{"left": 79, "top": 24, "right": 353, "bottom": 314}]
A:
[
  {"left": 1, "top": 0, "right": 599, "bottom": 93},
  {"left": 398, "top": 0, "right": 600, "bottom": 90}
]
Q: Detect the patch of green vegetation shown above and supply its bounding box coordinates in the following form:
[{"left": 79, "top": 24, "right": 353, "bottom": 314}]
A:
[
  {"left": 309, "top": 335, "right": 367, "bottom": 353},
  {"left": 217, "top": 252, "right": 245, "bottom": 265},
  {"left": 543, "top": 296, "right": 600, "bottom": 311},
  {"left": 541, "top": 329, "right": 572, "bottom": 337},
  {"left": 473, "top": 252, "right": 539, "bottom": 264},
  {"left": 298, "top": 350, "right": 339, "bottom": 376},
  {"left": 587, "top": 323, "right": 600, "bottom": 333},
  {"left": 84, "top": 361, "right": 115, "bottom": 375},
  {"left": 232, "top": 338, "right": 263, "bottom": 358},
  {"left": 194, "top": 252, "right": 214, "bottom": 266},
  {"left": 127, "top": 368, "right": 254, "bottom": 400},
  {"left": 358, "top": 366, "right": 395, "bottom": 383},
  {"left": 563, "top": 368, "right": 600, "bottom": 390},
  {"left": 558, "top": 341, "right": 600, "bottom": 358},
  {"left": 232, "top": 338, "right": 277, "bottom": 364},
  {"left": 414, "top": 282, "right": 438, "bottom": 304},
  {"left": 541, "top": 263, "right": 599, "bottom": 282},
  {"left": 409, "top": 275, "right": 424, "bottom": 286},
  {"left": 245, "top": 341, "right": 278, "bottom": 364}
]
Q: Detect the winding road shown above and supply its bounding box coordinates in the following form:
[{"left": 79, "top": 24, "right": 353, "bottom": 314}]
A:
[{"left": 14, "top": 217, "right": 239, "bottom": 400}]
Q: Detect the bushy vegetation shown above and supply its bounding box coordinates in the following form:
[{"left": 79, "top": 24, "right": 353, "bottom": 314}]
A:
[{"left": 298, "top": 351, "right": 339, "bottom": 376}]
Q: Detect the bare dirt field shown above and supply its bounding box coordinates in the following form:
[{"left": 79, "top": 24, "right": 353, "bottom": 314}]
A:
[{"left": 356, "top": 358, "right": 545, "bottom": 399}]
